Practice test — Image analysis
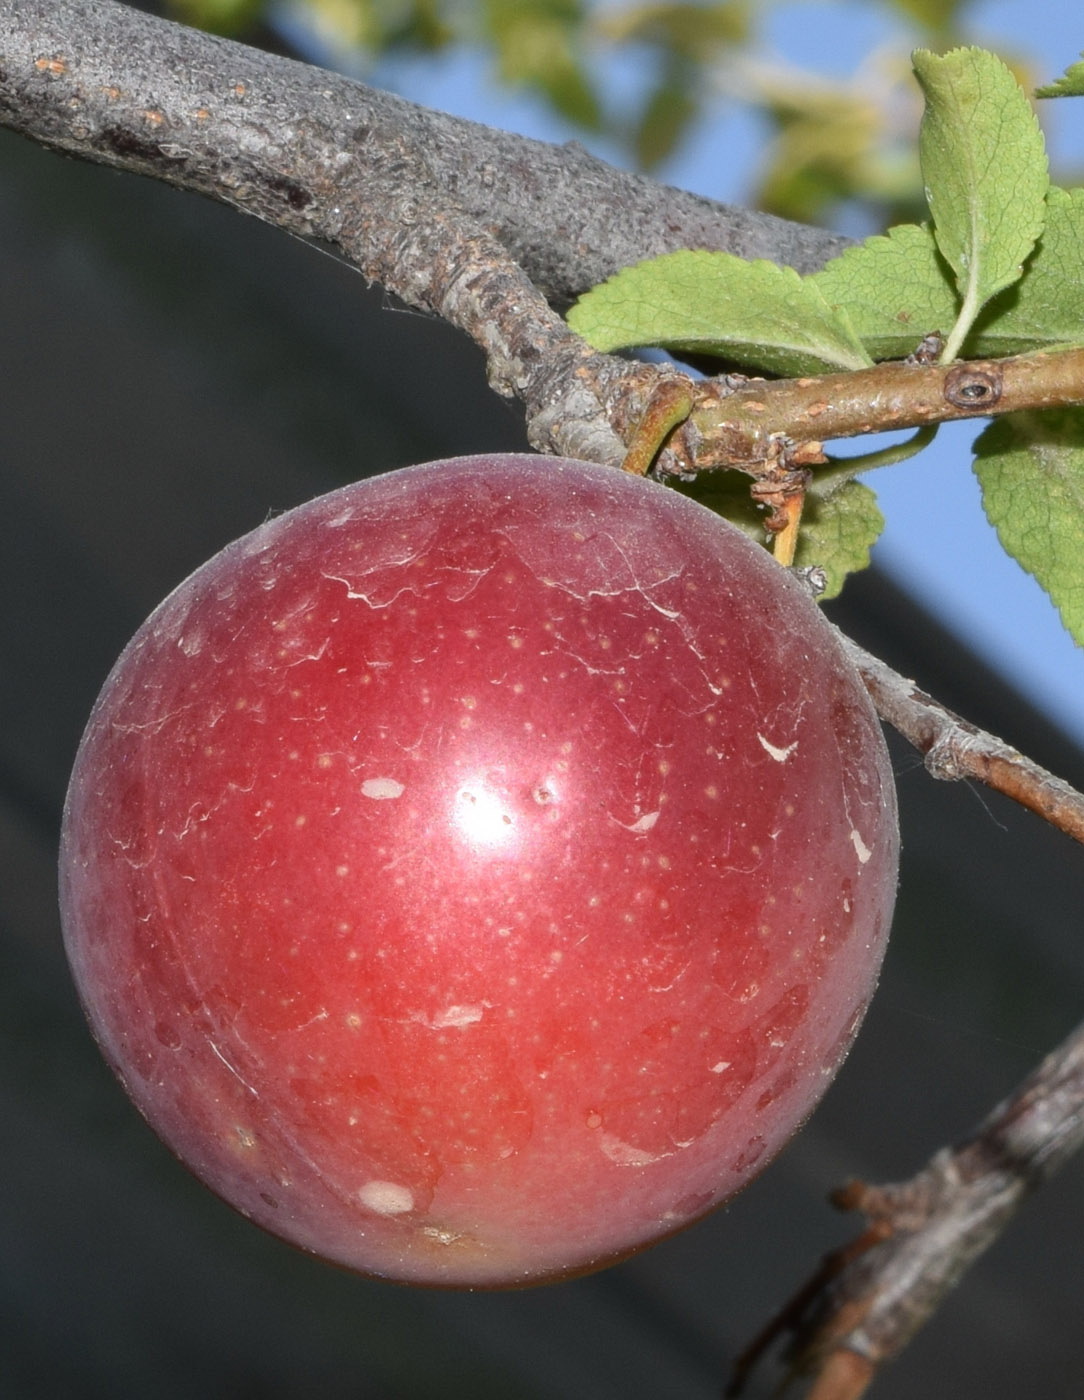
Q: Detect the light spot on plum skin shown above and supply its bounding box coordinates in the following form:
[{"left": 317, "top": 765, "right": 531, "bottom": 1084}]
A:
[
  {"left": 757, "top": 733, "right": 798, "bottom": 762},
  {"left": 423, "top": 1004, "right": 486, "bottom": 1029},
  {"left": 420, "top": 1225, "right": 467, "bottom": 1246},
  {"left": 361, "top": 776, "right": 405, "bottom": 800},
  {"left": 358, "top": 1180, "right": 414, "bottom": 1215},
  {"left": 850, "top": 829, "right": 872, "bottom": 864},
  {"left": 600, "top": 1134, "right": 674, "bottom": 1166}
]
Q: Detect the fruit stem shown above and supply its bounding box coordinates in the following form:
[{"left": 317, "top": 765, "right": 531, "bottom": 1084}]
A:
[{"left": 771, "top": 492, "right": 805, "bottom": 568}]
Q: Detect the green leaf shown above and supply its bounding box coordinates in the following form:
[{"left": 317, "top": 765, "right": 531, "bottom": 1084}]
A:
[
  {"left": 812, "top": 188, "right": 1084, "bottom": 361},
  {"left": 567, "top": 250, "right": 873, "bottom": 377},
  {"left": 674, "top": 474, "right": 883, "bottom": 599},
  {"left": 167, "top": 0, "right": 263, "bottom": 33},
  {"left": 1036, "top": 54, "right": 1084, "bottom": 99},
  {"left": 912, "top": 47, "right": 1048, "bottom": 358},
  {"left": 971, "top": 187, "right": 1084, "bottom": 354},
  {"left": 598, "top": 2, "right": 750, "bottom": 58},
  {"left": 973, "top": 411, "right": 1084, "bottom": 645},
  {"left": 795, "top": 480, "right": 884, "bottom": 598},
  {"left": 485, "top": 0, "right": 602, "bottom": 131},
  {"left": 811, "top": 222, "right": 957, "bottom": 361}
]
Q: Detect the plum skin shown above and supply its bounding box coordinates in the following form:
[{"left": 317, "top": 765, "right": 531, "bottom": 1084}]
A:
[{"left": 59, "top": 453, "right": 898, "bottom": 1287}]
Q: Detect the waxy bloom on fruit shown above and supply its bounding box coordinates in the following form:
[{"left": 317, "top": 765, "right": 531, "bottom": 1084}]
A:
[{"left": 60, "top": 454, "right": 898, "bottom": 1286}]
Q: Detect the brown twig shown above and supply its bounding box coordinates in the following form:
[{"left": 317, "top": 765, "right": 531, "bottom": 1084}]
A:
[
  {"left": 668, "top": 352, "right": 1084, "bottom": 477},
  {"left": 728, "top": 1019, "right": 1084, "bottom": 1397},
  {"left": 838, "top": 635, "right": 1084, "bottom": 848}
]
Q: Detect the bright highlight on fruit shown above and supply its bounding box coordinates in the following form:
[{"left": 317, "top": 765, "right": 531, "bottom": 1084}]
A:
[{"left": 59, "top": 454, "right": 898, "bottom": 1286}]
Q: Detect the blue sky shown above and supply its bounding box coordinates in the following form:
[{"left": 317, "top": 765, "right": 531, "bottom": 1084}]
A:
[{"left": 279, "top": 0, "right": 1084, "bottom": 746}]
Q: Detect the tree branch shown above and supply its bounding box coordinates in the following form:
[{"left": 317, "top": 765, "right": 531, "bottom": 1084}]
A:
[
  {"left": 840, "top": 636, "right": 1084, "bottom": 849},
  {"left": 6, "top": 2, "right": 1083, "bottom": 476},
  {"left": 0, "top": 1, "right": 851, "bottom": 299},
  {"left": 0, "top": 0, "right": 856, "bottom": 467},
  {"left": 670, "top": 351, "right": 1084, "bottom": 477},
  {"left": 728, "top": 1018, "right": 1084, "bottom": 1399}
]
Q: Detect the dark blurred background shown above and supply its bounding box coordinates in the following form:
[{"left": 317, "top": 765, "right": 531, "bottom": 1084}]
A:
[{"left": 1, "top": 94, "right": 1083, "bottom": 1399}]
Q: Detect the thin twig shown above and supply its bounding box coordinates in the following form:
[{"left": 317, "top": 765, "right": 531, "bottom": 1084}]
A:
[
  {"left": 838, "top": 635, "right": 1084, "bottom": 848},
  {"left": 728, "top": 1020, "right": 1084, "bottom": 1396},
  {"left": 669, "top": 352, "right": 1084, "bottom": 477}
]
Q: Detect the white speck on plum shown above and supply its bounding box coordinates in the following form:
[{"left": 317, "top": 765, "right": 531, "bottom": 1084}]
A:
[
  {"left": 757, "top": 733, "right": 798, "bottom": 762},
  {"left": 710, "top": 1060, "right": 731, "bottom": 1074},
  {"left": 429, "top": 1003, "right": 485, "bottom": 1029},
  {"left": 850, "top": 829, "right": 872, "bottom": 864},
  {"left": 324, "top": 506, "right": 356, "bottom": 527},
  {"left": 421, "top": 1226, "right": 465, "bottom": 1245},
  {"left": 361, "top": 777, "right": 405, "bottom": 799},
  {"left": 358, "top": 1180, "right": 414, "bottom": 1215},
  {"left": 613, "top": 810, "right": 660, "bottom": 834},
  {"left": 599, "top": 1134, "right": 674, "bottom": 1166}
]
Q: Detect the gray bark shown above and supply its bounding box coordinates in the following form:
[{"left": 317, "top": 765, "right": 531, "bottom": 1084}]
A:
[{"left": 0, "top": 0, "right": 850, "bottom": 311}]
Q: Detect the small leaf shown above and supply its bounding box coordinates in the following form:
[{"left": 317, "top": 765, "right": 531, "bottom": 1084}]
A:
[
  {"left": 794, "top": 480, "right": 884, "bottom": 599},
  {"left": 971, "top": 187, "right": 1084, "bottom": 354},
  {"left": 811, "top": 222, "right": 958, "bottom": 361},
  {"left": 486, "top": 0, "right": 602, "bottom": 131},
  {"left": 973, "top": 411, "right": 1084, "bottom": 646},
  {"left": 912, "top": 47, "right": 1048, "bottom": 356},
  {"left": 598, "top": 2, "right": 749, "bottom": 57},
  {"left": 813, "top": 188, "right": 1084, "bottom": 361},
  {"left": 1036, "top": 54, "right": 1084, "bottom": 99},
  {"left": 567, "top": 250, "right": 873, "bottom": 377},
  {"left": 167, "top": 0, "right": 263, "bottom": 34},
  {"left": 674, "top": 474, "right": 883, "bottom": 600}
]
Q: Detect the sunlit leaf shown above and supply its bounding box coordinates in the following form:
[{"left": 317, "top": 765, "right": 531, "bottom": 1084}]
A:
[
  {"left": 633, "top": 66, "right": 698, "bottom": 170},
  {"left": 167, "top": 0, "right": 263, "bottom": 34},
  {"left": 971, "top": 187, "right": 1084, "bottom": 353},
  {"left": 1036, "top": 53, "right": 1084, "bottom": 99},
  {"left": 485, "top": 0, "right": 602, "bottom": 129},
  {"left": 811, "top": 222, "right": 957, "bottom": 361},
  {"left": 812, "top": 187, "right": 1084, "bottom": 361},
  {"left": 912, "top": 47, "right": 1048, "bottom": 356},
  {"left": 568, "top": 250, "right": 873, "bottom": 377},
  {"left": 597, "top": 1, "right": 750, "bottom": 57},
  {"left": 880, "top": 0, "right": 967, "bottom": 35},
  {"left": 974, "top": 411, "right": 1084, "bottom": 646}
]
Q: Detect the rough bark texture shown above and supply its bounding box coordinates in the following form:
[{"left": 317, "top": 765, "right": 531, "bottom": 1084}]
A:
[
  {"left": 0, "top": 0, "right": 850, "bottom": 307},
  {"left": 0, "top": 1, "right": 861, "bottom": 468}
]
